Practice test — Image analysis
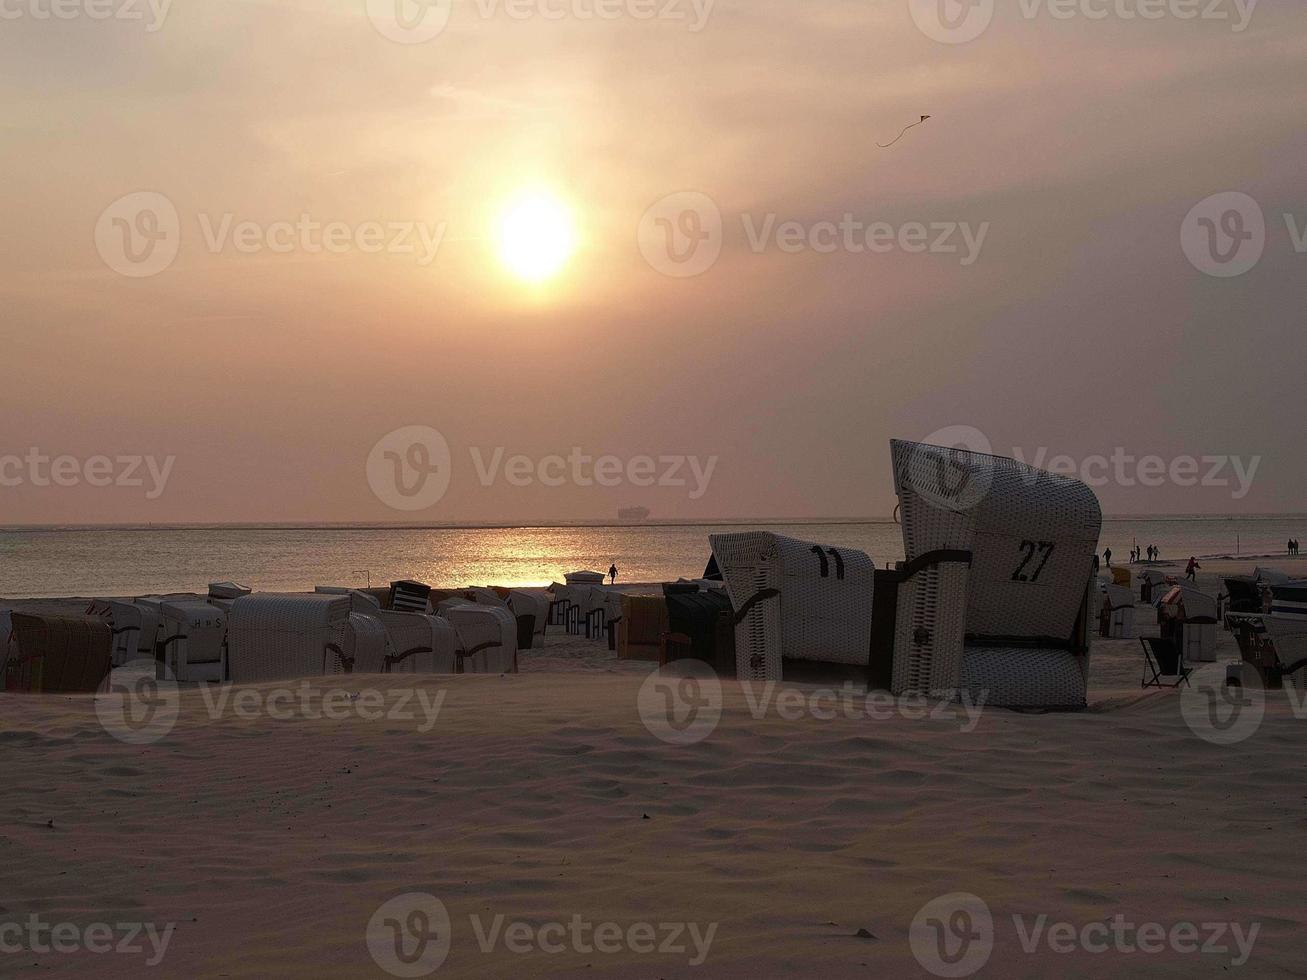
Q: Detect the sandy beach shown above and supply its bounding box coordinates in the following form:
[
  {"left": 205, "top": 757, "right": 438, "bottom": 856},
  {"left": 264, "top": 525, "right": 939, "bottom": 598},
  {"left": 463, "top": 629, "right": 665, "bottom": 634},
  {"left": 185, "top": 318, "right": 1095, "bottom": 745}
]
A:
[{"left": 2, "top": 558, "right": 1305, "bottom": 977}]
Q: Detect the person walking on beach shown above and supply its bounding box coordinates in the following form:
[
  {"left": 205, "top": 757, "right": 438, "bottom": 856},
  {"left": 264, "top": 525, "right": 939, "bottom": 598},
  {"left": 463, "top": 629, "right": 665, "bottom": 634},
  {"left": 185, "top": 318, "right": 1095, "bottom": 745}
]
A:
[
  {"left": 1104, "top": 547, "right": 1113, "bottom": 568},
  {"left": 1186, "top": 556, "right": 1201, "bottom": 582},
  {"left": 609, "top": 563, "right": 618, "bottom": 585}
]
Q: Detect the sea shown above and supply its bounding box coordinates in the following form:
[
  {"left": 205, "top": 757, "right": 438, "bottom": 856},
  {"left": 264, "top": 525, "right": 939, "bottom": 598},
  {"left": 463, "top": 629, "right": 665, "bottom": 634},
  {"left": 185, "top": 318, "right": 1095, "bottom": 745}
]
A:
[{"left": 1, "top": 516, "right": 1304, "bottom": 599}]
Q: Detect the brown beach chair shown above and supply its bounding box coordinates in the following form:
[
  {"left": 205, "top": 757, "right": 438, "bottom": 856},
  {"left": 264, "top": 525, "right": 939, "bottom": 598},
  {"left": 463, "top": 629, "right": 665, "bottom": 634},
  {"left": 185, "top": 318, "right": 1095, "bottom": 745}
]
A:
[{"left": 3, "top": 614, "right": 113, "bottom": 693}]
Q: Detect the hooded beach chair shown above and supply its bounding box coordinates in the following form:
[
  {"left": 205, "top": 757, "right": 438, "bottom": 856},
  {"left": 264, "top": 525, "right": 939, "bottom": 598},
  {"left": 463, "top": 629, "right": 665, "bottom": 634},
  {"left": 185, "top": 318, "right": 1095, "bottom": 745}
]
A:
[
  {"left": 888, "top": 439, "right": 1102, "bottom": 708},
  {"left": 225, "top": 593, "right": 350, "bottom": 683},
  {"left": 389, "top": 580, "right": 433, "bottom": 613},
  {"left": 372, "top": 611, "right": 458, "bottom": 674},
  {"left": 466, "top": 587, "right": 538, "bottom": 650},
  {"left": 153, "top": 599, "right": 229, "bottom": 682},
  {"left": 1100, "top": 584, "right": 1137, "bottom": 639},
  {"left": 89, "top": 600, "right": 162, "bottom": 667},
  {"left": 436, "top": 602, "right": 517, "bottom": 674},
  {"left": 328, "top": 612, "right": 390, "bottom": 674},
  {"left": 1157, "top": 584, "right": 1219, "bottom": 663},
  {"left": 3, "top": 613, "right": 112, "bottom": 693},
  {"left": 709, "top": 532, "right": 875, "bottom": 682}
]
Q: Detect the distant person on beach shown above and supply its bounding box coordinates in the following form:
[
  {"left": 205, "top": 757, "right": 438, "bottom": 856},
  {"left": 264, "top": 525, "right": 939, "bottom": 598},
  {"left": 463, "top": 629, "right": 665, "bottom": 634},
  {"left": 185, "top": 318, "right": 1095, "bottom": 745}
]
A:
[
  {"left": 1186, "top": 556, "right": 1200, "bottom": 581},
  {"left": 1104, "top": 548, "right": 1112, "bottom": 568},
  {"left": 609, "top": 564, "right": 618, "bottom": 585}
]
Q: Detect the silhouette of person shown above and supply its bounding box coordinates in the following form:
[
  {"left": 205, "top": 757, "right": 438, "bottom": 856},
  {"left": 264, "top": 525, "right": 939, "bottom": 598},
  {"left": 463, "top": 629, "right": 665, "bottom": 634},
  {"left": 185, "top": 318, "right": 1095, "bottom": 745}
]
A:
[
  {"left": 1104, "top": 548, "right": 1113, "bottom": 568},
  {"left": 609, "top": 564, "right": 618, "bottom": 585},
  {"left": 1186, "top": 556, "right": 1200, "bottom": 581}
]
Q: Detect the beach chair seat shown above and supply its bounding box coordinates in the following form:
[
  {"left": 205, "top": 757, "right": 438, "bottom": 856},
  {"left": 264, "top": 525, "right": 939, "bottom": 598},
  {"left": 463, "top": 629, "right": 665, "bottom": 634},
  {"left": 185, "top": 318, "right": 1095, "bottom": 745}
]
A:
[
  {"left": 153, "top": 599, "right": 229, "bottom": 682},
  {"left": 226, "top": 594, "right": 351, "bottom": 683},
  {"left": 1140, "top": 636, "right": 1192, "bottom": 689},
  {"left": 888, "top": 439, "right": 1102, "bottom": 708},
  {"left": 709, "top": 531, "right": 875, "bottom": 682},
  {"left": 3, "top": 613, "right": 112, "bottom": 693}
]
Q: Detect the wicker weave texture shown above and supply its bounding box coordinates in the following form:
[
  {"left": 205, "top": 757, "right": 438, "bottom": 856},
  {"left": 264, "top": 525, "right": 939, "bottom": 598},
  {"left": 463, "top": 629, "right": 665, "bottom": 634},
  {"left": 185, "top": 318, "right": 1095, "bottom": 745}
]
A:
[
  {"left": 374, "top": 611, "right": 457, "bottom": 674},
  {"left": 710, "top": 532, "right": 875, "bottom": 680},
  {"left": 958, "top": 647, "right": 1090, "bottom": 709},
  {"left": 227, "top": 594, "right": 350, "bottom": 683},
  {"left": 440, "top": 604, "right": 517, "bottom": 674}
]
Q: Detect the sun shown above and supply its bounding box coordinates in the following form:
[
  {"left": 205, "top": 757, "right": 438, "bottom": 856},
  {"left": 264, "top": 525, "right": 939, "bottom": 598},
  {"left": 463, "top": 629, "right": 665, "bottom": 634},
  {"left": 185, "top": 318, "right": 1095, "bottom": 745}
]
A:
[{"left": 496, "top": 193, "right": 577, "bottom": 284}]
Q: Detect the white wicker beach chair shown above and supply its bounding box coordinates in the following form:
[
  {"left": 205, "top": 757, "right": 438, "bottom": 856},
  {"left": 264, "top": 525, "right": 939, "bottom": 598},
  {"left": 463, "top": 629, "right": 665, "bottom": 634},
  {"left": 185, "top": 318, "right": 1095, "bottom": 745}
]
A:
[
  {"left": 226, "top": 594, "right": 351, "bottom": 683},
  {"left": 327, "top": 612, "right": 390, "bottom": 674},
  {"left": 152, "top": 598, "right": 230, "bottom": 682},
  {"left": 709, "top": 532, "right": 875, "bottom": 681},
  {"left": 436, "top": 602, "right": 517, "bottom": 674},
  {"left": 373, "top": 611, "right": 458, "bottom": 674},
  {"left": 1101, "top": 584, "right": 1137, "bottom": 639},
  {"left": 889, "top": 439, "right": 1102, "bottom": 708},
  {"left": 89, "top": 600, "right": 162, "bottom": 667},
  {"left": 504, "top": 589, "right": 551, "bottom": 637},
  {"left": 1157, "top": 584, "right": 1218, "bottom": 662}
]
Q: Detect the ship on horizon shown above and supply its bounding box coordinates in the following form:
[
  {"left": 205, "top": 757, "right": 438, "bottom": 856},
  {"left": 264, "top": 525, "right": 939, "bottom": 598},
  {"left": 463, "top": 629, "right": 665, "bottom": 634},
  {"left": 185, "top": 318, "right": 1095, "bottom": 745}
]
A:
[{"left": 618, "top": 506, "right": 651, "bottom": 521}]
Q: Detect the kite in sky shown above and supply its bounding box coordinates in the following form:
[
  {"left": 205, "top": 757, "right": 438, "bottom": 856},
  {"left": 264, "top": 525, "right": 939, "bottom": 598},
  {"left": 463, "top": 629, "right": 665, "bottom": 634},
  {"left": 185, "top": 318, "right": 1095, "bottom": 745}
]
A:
[{"left": 878, "top": 115, "right": 932, "bottom": 148}]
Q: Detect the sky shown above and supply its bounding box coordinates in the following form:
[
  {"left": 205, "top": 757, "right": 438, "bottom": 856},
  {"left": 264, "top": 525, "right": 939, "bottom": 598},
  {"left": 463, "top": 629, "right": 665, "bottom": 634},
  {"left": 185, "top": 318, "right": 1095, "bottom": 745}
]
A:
[{"left": 1, "top": 0, "right": 1304, "bottom": 524}]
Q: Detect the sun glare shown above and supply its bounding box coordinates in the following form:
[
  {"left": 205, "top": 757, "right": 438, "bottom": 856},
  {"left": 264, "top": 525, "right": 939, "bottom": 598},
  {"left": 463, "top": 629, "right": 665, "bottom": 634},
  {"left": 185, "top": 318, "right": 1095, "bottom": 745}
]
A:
[{"left": 496, "top": 193, "right": 577, "bottom": 284}]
